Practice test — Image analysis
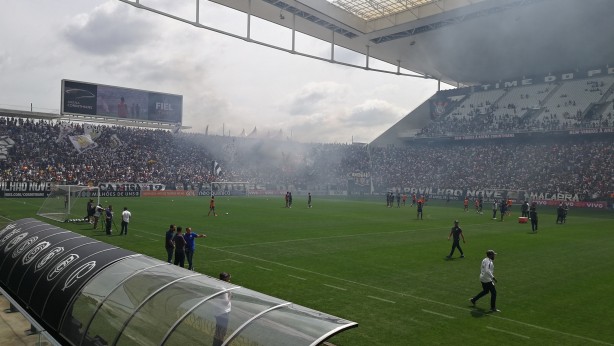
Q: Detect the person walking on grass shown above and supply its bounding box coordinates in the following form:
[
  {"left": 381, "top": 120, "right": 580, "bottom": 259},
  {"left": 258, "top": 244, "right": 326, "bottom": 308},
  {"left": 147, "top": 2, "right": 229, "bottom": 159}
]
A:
[
  {"left": 446, "top": 220, "right": 465, "bottom": 259},
  {"left": 470, "top": 250, "right": 500, "bottom": 312}
]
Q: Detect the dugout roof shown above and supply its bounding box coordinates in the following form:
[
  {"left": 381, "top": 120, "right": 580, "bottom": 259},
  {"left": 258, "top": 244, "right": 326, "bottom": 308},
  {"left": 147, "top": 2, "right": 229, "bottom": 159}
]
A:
[
  {"left": 123, "top": 0, "right": 614, "bottom": 86},
  {"left": 0, "top": 218, "right": 357, "bottom": 346}
]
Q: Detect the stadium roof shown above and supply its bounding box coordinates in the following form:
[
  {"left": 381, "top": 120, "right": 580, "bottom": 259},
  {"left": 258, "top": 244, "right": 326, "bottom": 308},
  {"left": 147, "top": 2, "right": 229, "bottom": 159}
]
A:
[
  {"left": 326, "top": 0, "right": 487, "bottom": 22},
  {"left": 124, "top": 0, "right": 614, "bottom": 86}
]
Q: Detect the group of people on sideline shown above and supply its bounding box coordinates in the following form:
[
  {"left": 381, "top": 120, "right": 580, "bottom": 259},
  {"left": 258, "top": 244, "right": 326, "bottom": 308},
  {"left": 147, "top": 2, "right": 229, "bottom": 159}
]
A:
[{"left": 165, "top": 224, "right": 207, "bottom": 270}]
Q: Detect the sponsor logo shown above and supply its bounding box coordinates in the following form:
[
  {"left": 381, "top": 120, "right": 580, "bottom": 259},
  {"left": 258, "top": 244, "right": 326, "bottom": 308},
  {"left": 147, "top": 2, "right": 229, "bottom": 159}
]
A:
[
  {"left": 35, "top": 247, "right": 64, "bottom": 273},
  {"left": 62, "top": 261, "right": 96, "bottom": 291},
  {"left": 4, "top": 233, "right": 28, "bottom": 253},
  {"left": 12, "top": 236, "right": 38, "bottom": 259},
  {"left": 47, "top": 254, "right": 79, "bottom": 281},
  {"left": 0, "top": 223, "right": 17, "bottom": 237},
  {"left": 22, "top": 241, "right": 51, "bottom": 265},
  {"left": 0, "top": 228, "right": 20, "bottom": 246}
]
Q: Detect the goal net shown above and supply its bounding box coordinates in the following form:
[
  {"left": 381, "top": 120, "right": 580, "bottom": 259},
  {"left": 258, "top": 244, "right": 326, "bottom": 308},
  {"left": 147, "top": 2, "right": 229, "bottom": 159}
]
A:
[
  {"left": 202, "top": 182, "right": 249, "bottom": 196},
  {"left": 37, "top": 185, "right": 100, "bottom": 222}
]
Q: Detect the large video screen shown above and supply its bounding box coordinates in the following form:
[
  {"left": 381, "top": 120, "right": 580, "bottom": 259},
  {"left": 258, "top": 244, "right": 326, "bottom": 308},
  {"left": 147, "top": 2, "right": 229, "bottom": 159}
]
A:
[{"left": 61, "top": 79, "right": 183, "bottom": 124}]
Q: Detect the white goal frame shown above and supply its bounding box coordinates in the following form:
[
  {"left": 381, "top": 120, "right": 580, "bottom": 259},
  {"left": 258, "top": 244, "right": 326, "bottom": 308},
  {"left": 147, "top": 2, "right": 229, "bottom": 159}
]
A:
[
  {"left": 37, "top": 185, "right": 101, "bottom": 222},
  {"left": 208, "top": 182, "right": 249, "bottom": 196}
]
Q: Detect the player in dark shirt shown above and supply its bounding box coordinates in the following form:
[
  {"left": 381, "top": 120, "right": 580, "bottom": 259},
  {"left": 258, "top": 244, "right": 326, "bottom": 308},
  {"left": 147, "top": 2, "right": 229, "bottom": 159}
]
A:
[
  {"left": 446, "top": 220, "right": 466, "bottom": 258},
  {"left": 173, "top": 227, "right": 187, "bottom": 267},
  {"left": 529, "top": 203, "right": 538, "bottom": 232}
]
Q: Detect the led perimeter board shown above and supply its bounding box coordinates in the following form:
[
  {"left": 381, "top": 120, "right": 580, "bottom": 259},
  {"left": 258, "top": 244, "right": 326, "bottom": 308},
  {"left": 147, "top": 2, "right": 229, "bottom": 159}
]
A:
[{"left": 61, "top": 79, "right": 183, "bottom": 124}]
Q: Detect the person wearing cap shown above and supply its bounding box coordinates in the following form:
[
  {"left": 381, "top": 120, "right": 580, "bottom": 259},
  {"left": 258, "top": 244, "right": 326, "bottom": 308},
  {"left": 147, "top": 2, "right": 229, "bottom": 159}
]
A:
[
  {"left": 470, "top": 250, "right": 500, "bottom": 312},
  {"left": 213, "top": 272, "right": 232, "bottom": 346},
  {"left": 446, "top": 220, "right": 465, "bottom": 259}
]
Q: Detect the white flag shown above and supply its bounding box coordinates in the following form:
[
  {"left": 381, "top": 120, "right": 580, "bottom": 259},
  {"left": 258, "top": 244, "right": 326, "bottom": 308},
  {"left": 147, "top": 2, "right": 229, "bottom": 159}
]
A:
[
  {"left": 68, "top": 135, "right": 98, "bottom": 153},
  {"left": 83, "top": 124, "right": 101, "bottom": 140},
  {"left": 109, "top": 134, "right": 123, "bottom": 150},
  {"left": 56, "top": 123, "right": 74, "bottom": 143}
]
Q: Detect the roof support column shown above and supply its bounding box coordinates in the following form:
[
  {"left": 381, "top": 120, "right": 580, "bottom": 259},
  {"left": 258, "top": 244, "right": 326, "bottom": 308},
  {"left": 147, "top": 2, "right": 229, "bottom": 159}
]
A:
[
  {"left": 247, "top": 0, "right": 252, "bottom": 40},
  {"left": 195, "top": 0, "right": 199, "bottom": 23},
  {"left": 366, "top": 45, "right": 370, "bottom": 69},
  {"left": 330, "top": 31, "right": 335, "bottom": 61}
]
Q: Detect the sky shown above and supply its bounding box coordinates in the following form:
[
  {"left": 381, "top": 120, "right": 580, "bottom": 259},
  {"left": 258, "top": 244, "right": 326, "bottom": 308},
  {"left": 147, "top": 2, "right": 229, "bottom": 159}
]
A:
[{"left": 0, "top": 0, "right": 446, "bottom": 144}]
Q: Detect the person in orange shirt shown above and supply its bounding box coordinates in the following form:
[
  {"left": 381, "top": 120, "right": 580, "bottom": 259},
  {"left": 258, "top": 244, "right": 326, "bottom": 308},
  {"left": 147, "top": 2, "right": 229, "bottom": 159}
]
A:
[
  {"left": 464, "top": 197, "right": 469, "bottom": 212},
  {"left": 506, "top": 199, "right": 513, "bottom": 216},
  {"left": 208, "top": 196, "right": 218, "bottom": 216}
]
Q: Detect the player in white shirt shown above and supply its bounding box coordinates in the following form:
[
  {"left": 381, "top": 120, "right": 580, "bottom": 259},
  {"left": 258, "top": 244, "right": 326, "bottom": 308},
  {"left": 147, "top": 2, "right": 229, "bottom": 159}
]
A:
[
  {"left": 120, "top": 207, "right": 132, "bottom": 236},
  {"left": 470, "top": 250, "right": 500, "bottom": 312}
]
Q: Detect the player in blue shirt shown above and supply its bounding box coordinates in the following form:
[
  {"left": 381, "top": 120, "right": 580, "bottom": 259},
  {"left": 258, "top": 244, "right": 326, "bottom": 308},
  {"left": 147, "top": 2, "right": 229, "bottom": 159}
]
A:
[{"left": 184, "top": 227, "right": 207, "bottom": 270}]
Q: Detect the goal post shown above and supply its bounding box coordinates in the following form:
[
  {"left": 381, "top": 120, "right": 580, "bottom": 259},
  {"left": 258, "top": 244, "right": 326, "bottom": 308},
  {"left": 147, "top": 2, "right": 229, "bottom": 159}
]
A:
[
  {"left": 37, "top": 185, "right": 100, "bottom": 222},
  {"left": 204, "top": 182, "right": 249, "bottom": 196}
]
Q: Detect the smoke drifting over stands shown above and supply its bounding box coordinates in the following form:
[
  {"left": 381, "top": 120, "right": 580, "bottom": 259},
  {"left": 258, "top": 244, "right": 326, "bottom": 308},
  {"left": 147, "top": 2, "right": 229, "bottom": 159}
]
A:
[{"left": 0, "top": 116, "right": 612, "bottom": 200}]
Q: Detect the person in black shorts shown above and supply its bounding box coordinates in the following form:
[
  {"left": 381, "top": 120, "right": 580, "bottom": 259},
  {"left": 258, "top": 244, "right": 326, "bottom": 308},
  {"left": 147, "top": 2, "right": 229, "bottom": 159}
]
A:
[{"left": 446, "top": 220, "right": 465, "bottom": 258}]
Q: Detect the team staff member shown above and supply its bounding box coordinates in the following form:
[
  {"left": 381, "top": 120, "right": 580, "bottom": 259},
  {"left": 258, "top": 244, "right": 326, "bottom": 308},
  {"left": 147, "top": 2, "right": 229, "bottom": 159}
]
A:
[
  {"left": 173, "top": 227, "right": 187, "bottom": 267},
  {"left": 446, "top": 220, "right": 465, "bottom": 259},
  {"left": 529, "top": 202, "right": 538, "bottom": 232},
  {"left": 184, "top": 227, "right": 207, "bottom": 271},
  {"left": 165, "top": 224, "right": 176, "bottom": 263},
  {"left": 105, "top": 205, "right": 113, "bottom": 235},
  {"left": 416, "top": 197, "right": 424, "bottom": 220},
  {"left": 213, "top": 272, "right": 232, "bottom": 346},
  {"left": 120, "top": 207, "right": 131, "bottom": 235},
  {"left": 470, "top": 250, "right": 500, "bottom": 312}
]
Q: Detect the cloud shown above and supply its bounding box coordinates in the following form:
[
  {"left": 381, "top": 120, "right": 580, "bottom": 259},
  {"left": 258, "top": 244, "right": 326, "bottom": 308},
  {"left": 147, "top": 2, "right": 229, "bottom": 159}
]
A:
[
  {"left": 63, "top": 1, "right": 156, "bottom": 55},
  {"left": 344, "top": 99, "right": 406, "bottom": 126},
  {"left": 287, "top": 81, "right": 349, "bottom": 115}
]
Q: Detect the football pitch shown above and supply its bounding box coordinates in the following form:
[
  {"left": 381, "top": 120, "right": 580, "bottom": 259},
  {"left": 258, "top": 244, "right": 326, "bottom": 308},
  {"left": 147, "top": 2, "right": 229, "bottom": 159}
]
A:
[{"left": 1, "top": 196, "right": 613, "bottom": 345}]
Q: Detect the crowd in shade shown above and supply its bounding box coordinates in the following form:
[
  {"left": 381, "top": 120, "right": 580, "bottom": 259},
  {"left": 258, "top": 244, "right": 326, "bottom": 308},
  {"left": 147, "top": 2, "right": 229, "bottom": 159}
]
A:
[
  {"left": 417, "top": 110, "right": 614, "bottom": 137},
  {"left": 1, "top": 117, "right": 613, "bottom": 199}
]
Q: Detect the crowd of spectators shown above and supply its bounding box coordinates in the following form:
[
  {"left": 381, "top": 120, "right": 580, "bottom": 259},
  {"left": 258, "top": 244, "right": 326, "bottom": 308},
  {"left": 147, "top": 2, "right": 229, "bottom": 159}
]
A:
[
  {"left": 1, "top": 116, "right": 612, "bottom": 199},
  {"left": 418, "top": 78, "right": 614, "bottom": 137}
]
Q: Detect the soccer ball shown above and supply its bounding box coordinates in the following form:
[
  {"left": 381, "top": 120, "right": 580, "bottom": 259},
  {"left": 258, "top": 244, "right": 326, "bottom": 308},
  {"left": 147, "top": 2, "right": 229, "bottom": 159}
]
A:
[{"left": 225, "top": 212, "right": 229, "bottom": 215}]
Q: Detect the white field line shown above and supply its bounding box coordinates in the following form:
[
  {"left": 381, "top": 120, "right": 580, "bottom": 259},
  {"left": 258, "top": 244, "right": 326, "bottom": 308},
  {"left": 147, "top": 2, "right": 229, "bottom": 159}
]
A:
[
  {"left": 209, "top": 259, "right": 243, "bottom": 263},
  {"left": 254, "top": 266, "right": 272, "bottom": 271},
  {"left": 422, "top": 309, "right": 454, "bottom": 319},
  {"left": 367, "top": 296, "right": 395, "bottom": 304},
  {"left": 323, "top": 284, "right": 347, "bottom": 291},
  {"left": 487, "top": 326, "right": 530, "bottom": 339},
  {"left": 287, "top": 274, "right": 307, "bottom": 281}
]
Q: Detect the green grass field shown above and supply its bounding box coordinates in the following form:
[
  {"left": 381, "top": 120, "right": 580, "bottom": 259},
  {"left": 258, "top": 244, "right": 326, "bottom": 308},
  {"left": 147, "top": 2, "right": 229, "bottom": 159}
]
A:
[{"left": 1, "top": 196, "right": 613, "bottom": 345}]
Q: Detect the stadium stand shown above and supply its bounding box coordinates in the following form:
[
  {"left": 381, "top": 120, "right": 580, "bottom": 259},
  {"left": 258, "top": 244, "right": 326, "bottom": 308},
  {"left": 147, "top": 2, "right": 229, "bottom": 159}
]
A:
[{"left": 1, "top": 115, "right": 613, "bottom": 200}]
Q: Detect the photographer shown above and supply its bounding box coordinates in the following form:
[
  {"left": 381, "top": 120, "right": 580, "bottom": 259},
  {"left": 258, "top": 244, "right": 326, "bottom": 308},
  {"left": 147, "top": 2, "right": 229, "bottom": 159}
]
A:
[{"left": 86, "top": 199, "right": 95, "bottom": 223}]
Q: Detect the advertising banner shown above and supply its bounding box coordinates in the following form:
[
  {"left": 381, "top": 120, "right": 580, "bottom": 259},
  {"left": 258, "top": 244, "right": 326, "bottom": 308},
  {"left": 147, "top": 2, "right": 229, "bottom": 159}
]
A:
[
  {"left": 142, "top": 190, "right": 195, "bottom": 197},
  {"left": 62, "top": 79, "right": 182, "bottom": 124},
  {"left": 0, "top": 181, "right": 51, "bottom": 198}
]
